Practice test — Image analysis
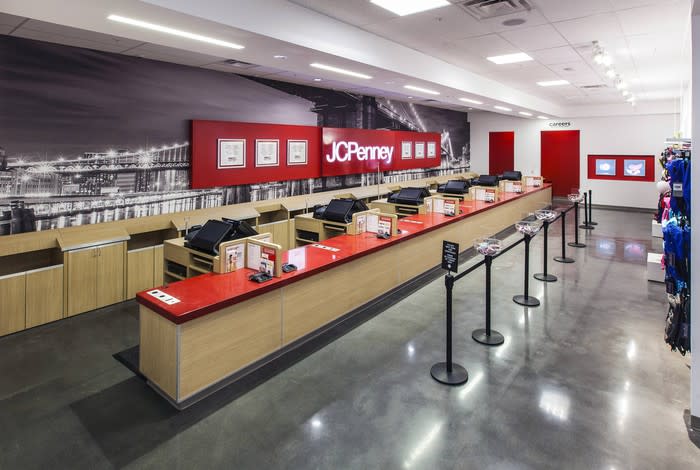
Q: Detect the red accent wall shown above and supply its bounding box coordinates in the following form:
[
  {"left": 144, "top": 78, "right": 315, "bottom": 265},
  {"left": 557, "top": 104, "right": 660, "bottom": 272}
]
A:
[
  {"left": 587, "top": 155, "right": 655, "bottom": 182},
  {"left": 488, "top": 131, "right": 514, "bottom": 175},
  {"left": 191, "top": 120, "right": 322, "bottom": 189},
  {"left": 541, "top": 130, "right": 580, "bottom": 197}
]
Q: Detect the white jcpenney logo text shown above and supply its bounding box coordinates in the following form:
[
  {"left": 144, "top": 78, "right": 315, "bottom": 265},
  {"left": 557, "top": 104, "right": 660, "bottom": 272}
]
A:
[{"left": 325, "top": 141, "right": 394, "bottom": 164}]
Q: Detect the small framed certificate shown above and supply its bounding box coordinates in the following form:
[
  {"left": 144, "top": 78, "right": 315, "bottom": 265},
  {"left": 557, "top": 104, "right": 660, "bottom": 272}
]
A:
[
  {"left": 427, "top": 141, "right": 437, "bottom": 158},
  {"left": 401, "top": 141, "right": 412, "bottom": 160},
  {"left": 217, "top": 139, "right": 246, "bottom": 169},
  {"left": 287, "top": 140, "right": 308, "bottom": 166},
  {"left": 415, "top": 142, "right": 425, "bottom": 159},
  {"left": 255, "top": 139, "right": 280, "bottom": 167}
]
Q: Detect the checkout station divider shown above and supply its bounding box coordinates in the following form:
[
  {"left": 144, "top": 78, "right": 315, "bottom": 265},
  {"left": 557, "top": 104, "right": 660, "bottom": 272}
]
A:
[{"left": 135, "top": 180, "right": 553, "bottom": 408}]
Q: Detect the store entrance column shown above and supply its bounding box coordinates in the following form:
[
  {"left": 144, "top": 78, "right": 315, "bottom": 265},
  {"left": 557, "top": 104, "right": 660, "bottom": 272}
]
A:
[{"left": 540, "top": 130, "right": 580, "bottom": 197}]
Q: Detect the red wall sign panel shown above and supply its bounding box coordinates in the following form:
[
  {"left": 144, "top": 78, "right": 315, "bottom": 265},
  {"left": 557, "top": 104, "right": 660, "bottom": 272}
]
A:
[
  {"left": 587, "top": 154, "right": 655, "bottom": 182},
  {"left": 191, "top": 120, "right": 322, "bottom": 189},
  {"left": 488, "top": 131, "right": 515, "bottom": 175},
  {"left": 321, "top": 127, "right": 441, "bottom": 176}
]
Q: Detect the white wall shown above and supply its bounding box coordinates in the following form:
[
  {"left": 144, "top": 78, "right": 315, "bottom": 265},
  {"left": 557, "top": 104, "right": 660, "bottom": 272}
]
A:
[{"left": 469, "top": 112, "right": 678, "bottom": 209}]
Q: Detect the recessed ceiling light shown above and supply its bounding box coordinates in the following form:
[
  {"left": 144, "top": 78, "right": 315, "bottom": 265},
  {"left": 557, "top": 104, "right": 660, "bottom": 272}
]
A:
[
  {"left": 313, "top": 78, "right": 322, "bottom": 81},
  {"left": 459, "top": 97, "right": 483, "bottom": 105},
  {"left": 622, "top": 89, "right": 630, "bottom": 96},
  {"left": 537, "top": 116, "right": 549, "bottom": 119},
  {"left": 404, "top": 85, "right": 440, "bottom": 95},
  {"left": 537, "top": 80, "right": 569, "bottom": 87},
  {"left": 519, "top": 111, "right": 533, "bottom": 116},
  {"left": 487, "top": 52, "right": 533, "bottom": 65},
  {"left": 407, "top": 96, "right": 414, "bottom": 99},
  {"left": 310, "top": 63, "right": 372, "bottom": 79},
  {"left": 107, "top": 15, "right": 244, "bottom": 49},
  {"left": 273, "top": 55, "right": 287, "bottom": 59},
  {"left": 605, "top": 68, "right": 616, "bottom": 78},
  {"left": 494, "top": 105, "right": 512, "bottom": 111},
  {"left": 616, "top": 81, "right": 628, "bottom": 90},
  {"left": 370, "top": 0, "right": 449, "bottom": 16}
]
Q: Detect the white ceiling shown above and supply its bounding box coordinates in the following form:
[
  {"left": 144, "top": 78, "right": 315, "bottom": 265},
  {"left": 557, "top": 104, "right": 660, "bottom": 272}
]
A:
[{"left": 0, "top": 0, "right": 691, "bottom": 118}]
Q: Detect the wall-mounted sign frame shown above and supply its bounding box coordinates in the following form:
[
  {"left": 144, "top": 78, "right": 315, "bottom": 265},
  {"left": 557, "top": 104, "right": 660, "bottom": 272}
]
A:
[
  {"left": 401, "top": 141, "right": 412, "bottom": 160},
  {"left": 415, "top": 142, "right": 425, "bottom": 159},
  {"left": 217, "top": 139, "right": 246, "bottom": 169},
  {"left": 587, "top": 154, "right": 654, "bottom": 182},
  {"left": 287, "top": 139, "right": 308, "bottom": 166},
  {"left": 255, "top": 139, "right": 280, "bottom": 167},
  {"left": 427, "top": 141, "right": 437, "bottom": 158},
  {"left": 623, "top": 159, "right": 646, "bottom": 177}
]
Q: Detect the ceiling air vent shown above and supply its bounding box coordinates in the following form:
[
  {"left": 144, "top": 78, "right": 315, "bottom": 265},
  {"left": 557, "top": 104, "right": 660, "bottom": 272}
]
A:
[
  {"left": 455, "top": 0, "right": 533, "bottom": 20},
  {"left": 220, "top": 59, "right": 257, "bottom": 69}
]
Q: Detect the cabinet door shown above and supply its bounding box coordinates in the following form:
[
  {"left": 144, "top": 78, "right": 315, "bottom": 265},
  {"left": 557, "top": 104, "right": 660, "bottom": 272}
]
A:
[
  {"left": 66, "top": 248, "right": 97, "bottom": 317},
  {"left": 0, "top": 273, "right": 26, "bottom": 336},
  {"left": 26, "top": 265, "right": 64, "bottom": 328},
  {"left": 127, "top": 247, "right": 155, "bottom": 299},
  {"left": 96, "top": 242, "right": 126, "bottom": 308},
  {"left": 153, "top": 245, "right": 164, "bottom": 287}
]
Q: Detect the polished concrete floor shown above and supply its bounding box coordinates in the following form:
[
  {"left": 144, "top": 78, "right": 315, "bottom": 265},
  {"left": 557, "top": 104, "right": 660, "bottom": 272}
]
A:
[{"left": 1, "top": 208, "right": 699, "bottom": 469}]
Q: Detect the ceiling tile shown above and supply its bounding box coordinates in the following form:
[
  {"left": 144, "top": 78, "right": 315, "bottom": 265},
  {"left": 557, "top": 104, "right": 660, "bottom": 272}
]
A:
[
  {"left": 553, "top": 13, "right": 624, "bottom": 44},
  {"left": 0, "top": 12, "right": 25, "bottom": 28},
  {"left": 530, "top": 46, "right": 582, "bottom": 65},
  {"left": 610, "top": 0, "right": 680, "bottom": 9},
  {"left": 479, "top": 9, "right": 550, "bottom": 33},
  {"left": 452, "top": 34, "right": 521, "bottom": 58},
  {"left": 289, "top": 0, "right": 396, "bottom": 26},
  {"left": 531, "top": 0, "right": 615, "bottom": 22},
  {"left": 616, "top": 1, "right": 690, "bottom": 36},
  {"left": 499, "top": 24, "right": 568, "bottom": 51}
]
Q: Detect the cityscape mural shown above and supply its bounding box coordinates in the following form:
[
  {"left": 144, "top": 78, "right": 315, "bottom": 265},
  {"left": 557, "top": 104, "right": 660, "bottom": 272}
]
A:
[{"left": 0, "top": 35, "right": 470, "bottom": 236}]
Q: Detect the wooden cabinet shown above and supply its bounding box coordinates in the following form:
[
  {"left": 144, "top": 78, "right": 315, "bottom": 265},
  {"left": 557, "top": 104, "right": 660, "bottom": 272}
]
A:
[
  {"left": 127, "top": 247, "right": 156, "bottom": 299},
  {"left": 65, "top": 242, "right": 125, "bottom": 317},
  {"left": 0, "top": 273, "right": 26, "bottom": 336},
  {"left": 26, "top": 266, "right": 64, "bottom": 328},
  {"left": 153, "top": 245, "right": 164, "bottom": 287}
]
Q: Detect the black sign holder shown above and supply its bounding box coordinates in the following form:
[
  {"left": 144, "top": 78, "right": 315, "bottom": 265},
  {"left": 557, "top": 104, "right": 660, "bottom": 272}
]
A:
[
  {"left": 534, "top": 219, "right": 557, "bottom": 282},
  {"left": 568, "top": 200, "right": 586, "bottom": 248},
  {"left": 554, "top": 206, "right": 575, "bottom": 264},
  {"left": 513, "top": 233, "right": 540, "bottom": 307}
]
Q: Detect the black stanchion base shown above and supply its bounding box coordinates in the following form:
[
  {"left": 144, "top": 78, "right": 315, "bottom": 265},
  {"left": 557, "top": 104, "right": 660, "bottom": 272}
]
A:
[
  {"left": 589, "top": 221, "right": 598, "bottom": 226},
  {"left": 579, "top": 224, "right": 594, "bottom": 230},
  {"left": 430, "top": 362, "right": 468, "bottom": 385},
  {"left": 513, "top": 294, "right": 540, "bottom": 307},
  {"left": 472, "top": 328, "right": 504, "bottom": 346},
  {"left": 534, "top": 273, "right": 557, "bottom": 282},
  {"left": 553, "top": 256, "right": 575, "bottom": 264},
  {"left": 568, "top": 242, "right": 586, "bottom": 248}
]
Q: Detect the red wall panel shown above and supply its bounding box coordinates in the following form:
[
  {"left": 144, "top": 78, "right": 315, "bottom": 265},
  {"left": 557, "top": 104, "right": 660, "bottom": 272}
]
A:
[
  {"left": 191, "top": 120, "right": 322, "bottom": 189},
  {"left": 541, "top": 130, "right": 580, "bottom": 197},
  {"left": 488, "top": 131, "right": 514, "bottom": 175},
  {"left": 587, "top": 155, "right": 655, "bottom": 182}
]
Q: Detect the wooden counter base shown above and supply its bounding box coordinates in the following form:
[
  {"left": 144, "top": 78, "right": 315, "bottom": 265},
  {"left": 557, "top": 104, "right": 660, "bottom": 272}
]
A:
[{"left": 139, "top": 187, "right": 551, "bottom": 407}]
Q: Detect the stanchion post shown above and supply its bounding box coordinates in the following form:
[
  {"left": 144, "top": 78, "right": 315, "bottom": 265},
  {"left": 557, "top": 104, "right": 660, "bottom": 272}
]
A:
[
  {"left": 588, "top": 189, "right": 598, "bottom": 225},
  {"left": 534, "top": 220, "right": 557, "bottom": 282},
  {"left": 554, "top": 209, "right": 575, "bottom": 264},
  {"left": 569, "top": 201, "right": 586, "bottom": 248},
  {"left": 513, "top": 234, "right": 541, "bottom": 307},
  {"left": 580, "top": 193, "right": 594, "bottom": 230},
  {"left": 472, "top": 256, "right": 504, "bottom": 346},
  {"left": 430, "top": 274, "right": 469, "bottom": 385}
]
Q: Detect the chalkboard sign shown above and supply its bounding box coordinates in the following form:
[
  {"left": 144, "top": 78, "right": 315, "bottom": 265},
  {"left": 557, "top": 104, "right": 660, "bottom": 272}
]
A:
[{"left": 442, "top": 240, "right": 459, "bottom": 273}]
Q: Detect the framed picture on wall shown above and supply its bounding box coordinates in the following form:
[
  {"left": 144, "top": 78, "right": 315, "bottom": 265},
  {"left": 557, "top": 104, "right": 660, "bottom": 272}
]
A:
[
  {"left": 401, "top": 141, "right": 412, "bottom": 159},
  {"left": 255, "top": 139, "right": 280, "bottom": 167},
  {"left": 623, "top": 159, "right": 646, "bottom": 177},
  {"left": 415, "top": 142, "right": 425, "bottom": 159},
  {"left": 287, "top": 140, "right": 308, "bottom": 166},
  {"left": 595, "top": 158, "right": 616, "bottom": 176},
  {"left": 217, "top": 139, "right": 246, "bottom": 169},
  {"left": 427, "top": 141, "right": 437, "bottom": 158}
]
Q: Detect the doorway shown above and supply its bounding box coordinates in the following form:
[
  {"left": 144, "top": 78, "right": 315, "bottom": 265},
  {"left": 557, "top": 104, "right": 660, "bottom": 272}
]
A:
[
  {"left": 540, "top": 130, "right": 580, "bottom": 197},
  {"left": 488, "top": 131, "right": 514, "bottom": 175}
]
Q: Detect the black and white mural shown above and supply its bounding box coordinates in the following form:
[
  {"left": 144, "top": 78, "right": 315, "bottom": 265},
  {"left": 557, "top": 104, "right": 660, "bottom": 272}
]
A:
[{"left": 0, "top": 35, "right": 470, "bottom": 235}]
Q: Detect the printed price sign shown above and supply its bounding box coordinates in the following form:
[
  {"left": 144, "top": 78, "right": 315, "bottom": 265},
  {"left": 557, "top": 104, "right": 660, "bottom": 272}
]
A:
[{"left": 442, "top": 240, "right": 459, "bottom": 273}]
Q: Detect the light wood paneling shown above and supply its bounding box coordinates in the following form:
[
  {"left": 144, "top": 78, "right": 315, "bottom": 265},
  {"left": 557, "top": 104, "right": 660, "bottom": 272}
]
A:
[
  {"left": 127, "top": 247, "right": 155, "bottom": 299},
  {"left": 139, "top": 305, "right": 179, "bottom": 398},
  {"left": 96, "top": 242, "right": 126, "bottom": 308},
  {"left": 282, "top": 247, "right": 398, "bottom": 345},
  {"left": 66, "top": 247, "right": 97, "bottom": 317},
  {"left": 179, "top": 289, "right": 282, "bottom": 399},
  {"left": 153, "top": 245, "right": 164, "bottom": 287},
  {"left": 26, "top": 266, "right": 63, "bottom": 328},
  {"left": 0, "top": 273, "right": 26, "bottom": 336}
]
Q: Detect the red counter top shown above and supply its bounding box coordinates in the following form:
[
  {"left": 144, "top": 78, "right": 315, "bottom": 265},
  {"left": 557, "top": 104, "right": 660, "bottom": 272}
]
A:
[{"left": 136, "top": 185, "right": 551, "bottom": 324}]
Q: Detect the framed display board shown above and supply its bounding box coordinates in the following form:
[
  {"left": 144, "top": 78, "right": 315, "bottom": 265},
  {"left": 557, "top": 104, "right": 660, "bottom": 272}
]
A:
[
  {"left": 217, "top": 139, "right": 246, "bottom": 169},
  {"left": 255, "top": 139, "right": 280, "bottom": 167},
  {"left": 427, "top": 141, "right": 437, "bottom": 158},
  {"left": 287, "top": 140, "right": 308, "bottom": 166},
  {"left": 587, "top": 155, "right": 655, "bottom": 182},
  {"left": 401, "top": 141, "right": 412, "bottom": 159},
  {"left": 415, "top": 142, "right": 425, "bottom": 159}
]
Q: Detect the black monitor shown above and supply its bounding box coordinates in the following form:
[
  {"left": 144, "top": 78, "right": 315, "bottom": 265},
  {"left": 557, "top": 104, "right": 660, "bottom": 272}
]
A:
[
  {"left": 475, "top": 175, "right": 499, "bottom": 187},
  {"left": 323, "top": 198, "right": 369, "bottom": 223},
  {"left": 501, "top": 170, "right": 522, "bottom": 181},
  {"left": 394, "top": 187, "right": 431, "bottom": 205},
  {"left": 187, "top": 219, "right": 234, "bottom": 255},
  {"left": 222, "top": 218, "right": 259, "bottom": 239},
  {"left": 443, "top": 180, "right": 470, "bottom": 194}
]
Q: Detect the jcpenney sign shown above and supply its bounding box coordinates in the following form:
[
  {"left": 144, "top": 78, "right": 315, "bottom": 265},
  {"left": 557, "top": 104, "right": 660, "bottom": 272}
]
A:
[{"left": 326, "top": 141, "right": 394, "bottom": 164}]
